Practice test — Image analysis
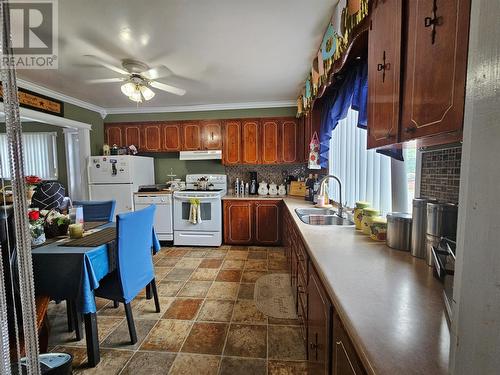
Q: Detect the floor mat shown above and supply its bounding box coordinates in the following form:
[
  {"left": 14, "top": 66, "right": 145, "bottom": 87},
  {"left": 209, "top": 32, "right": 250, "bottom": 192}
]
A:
[{"left": 254, "top": 273, "right": 297, "bottom": 319}]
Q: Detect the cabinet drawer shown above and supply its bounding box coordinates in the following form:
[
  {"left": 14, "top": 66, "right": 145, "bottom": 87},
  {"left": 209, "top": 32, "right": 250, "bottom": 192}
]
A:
[
  {"left": 297, "top": 242, "right": 308, "bottom": 278},
  {"left": 298, "top": 267, "right": 308, "bottom": 318}
]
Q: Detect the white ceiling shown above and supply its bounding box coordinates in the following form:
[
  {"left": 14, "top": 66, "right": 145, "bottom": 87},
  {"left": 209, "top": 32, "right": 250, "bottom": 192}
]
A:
[{"left": 17, "top": 0, "right": 335, "bottom": 111}]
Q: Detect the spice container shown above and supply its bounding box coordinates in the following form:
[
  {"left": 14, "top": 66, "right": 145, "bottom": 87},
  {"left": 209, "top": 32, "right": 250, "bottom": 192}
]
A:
[
  {"left": 361, "top": 208, "right": 379, "bottom": 235},
  {"left": 354, "top": 201, "right": 371, "bottom": 230},
  {"left": 370, "top": 217, "right": 387, "bottom": 241}
]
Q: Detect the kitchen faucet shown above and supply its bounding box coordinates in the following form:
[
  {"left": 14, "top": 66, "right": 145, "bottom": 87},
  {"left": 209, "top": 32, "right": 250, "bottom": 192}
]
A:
[{"left": 318, "top": 175, "right": 344, "bottom": 218}]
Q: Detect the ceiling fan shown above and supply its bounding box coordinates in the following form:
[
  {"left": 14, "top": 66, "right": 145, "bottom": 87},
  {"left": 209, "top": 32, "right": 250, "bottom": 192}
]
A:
[{"left": 84, "top": 55, "right": 186, "bottom": 103}]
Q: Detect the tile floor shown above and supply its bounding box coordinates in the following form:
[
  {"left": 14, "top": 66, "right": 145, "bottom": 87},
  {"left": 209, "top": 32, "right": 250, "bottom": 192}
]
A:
[{"left": 47, "top": 245, "right": 308, "bottom": 375}]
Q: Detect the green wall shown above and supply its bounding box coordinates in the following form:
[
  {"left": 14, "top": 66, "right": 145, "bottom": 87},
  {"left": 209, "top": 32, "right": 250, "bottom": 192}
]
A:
[
  {"left": 104, "top": 107, "right": 296, "bottom": 183},
  {"left": 63, "top": 103, "right": 104, "bottom": 156}
]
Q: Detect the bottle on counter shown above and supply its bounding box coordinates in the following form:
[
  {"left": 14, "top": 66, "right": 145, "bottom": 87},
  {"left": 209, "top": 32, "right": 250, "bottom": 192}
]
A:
[
  {"left": 245, "top": 182, "right": 249, "bottom": 196},
  {"left": 235, "top": 178, "right": 240, "bottom": 196},
  {"left": 240, "top": 181, "right": 245, "bottom": 196},
  {"left": 305, "top": 174, "right": 313, "bottom": 201}
]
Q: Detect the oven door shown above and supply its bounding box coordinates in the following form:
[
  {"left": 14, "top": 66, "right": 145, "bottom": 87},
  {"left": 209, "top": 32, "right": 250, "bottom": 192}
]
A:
[{"left": 173, "top": 195, "right": 222, "bottom": 232}]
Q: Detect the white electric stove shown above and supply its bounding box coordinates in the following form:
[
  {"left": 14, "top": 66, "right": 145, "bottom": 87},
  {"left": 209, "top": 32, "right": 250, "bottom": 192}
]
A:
[{"left": 173, "top": 174, "right": 227, "bottom": 246}]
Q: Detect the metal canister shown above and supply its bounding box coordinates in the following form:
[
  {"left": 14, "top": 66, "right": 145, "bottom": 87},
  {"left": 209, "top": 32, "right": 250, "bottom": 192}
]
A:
[
  {"left": 426, "top": 202, "right": 459, "bottom": 239},
  {"left": 386, "top": 213, "right": 413, "bottom": 251},
  {"left": 411, "top": 198, "right": 434, "bottom": 258}
]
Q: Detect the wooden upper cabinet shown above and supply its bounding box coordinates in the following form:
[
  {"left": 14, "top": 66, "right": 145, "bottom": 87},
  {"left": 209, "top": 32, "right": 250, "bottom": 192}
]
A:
[
  {"left": 401, "top": 0, "right": 471, "bottom": 141},
  {"left": 367, "top": 0, "right": 402, "bottom": 149},
  {"left": 281, "top": 119, "right": 300, "bottom": 163},
  {"left": 201, "top": 121, "right": 222, "bottom": 150},
  {"left": 162, "top": 123, "right": 181, "bottom": 152},
  {"left": 261, "top": 119, "right": 279, "bottom": 164},
  {"left": 142, "top": 124, "right": 162, "bottom": 151},
  {"left": 123, "top": 125, "right": 142, "bottom": 149},
  {"left": 223, "top": 120, "right": 241, "bottom": 165},
  {"left": 242, "top": 119, "right": 260, "bottom": 164},
  {"left": 223, "top": 200, "right": 253, "bottom": 245},
  {"left": 254, "top": 201, "right": 281, "bottom": 245},
  {"left": 105, "top": 125, "right": 123, "bottom": 147},
  {"left": 182, "top": 122, "right": 202, "bottom": 150}
]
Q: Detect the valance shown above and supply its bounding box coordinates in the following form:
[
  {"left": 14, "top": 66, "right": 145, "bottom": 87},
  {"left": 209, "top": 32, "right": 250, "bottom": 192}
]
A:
[{"left": 319, "top": 61, "right": 367, "bottom": 168}]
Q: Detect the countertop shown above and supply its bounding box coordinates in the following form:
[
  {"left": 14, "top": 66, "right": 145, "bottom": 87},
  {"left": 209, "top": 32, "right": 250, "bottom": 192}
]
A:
[
  {"left": 222, "top": 194, "right": 285, "bottom": 200},
  {"left": 134, "top": 190, "right": 173, "bottom": 195},
  {"left": 282, "top": 197, "right": 450, "bottom": 375}
]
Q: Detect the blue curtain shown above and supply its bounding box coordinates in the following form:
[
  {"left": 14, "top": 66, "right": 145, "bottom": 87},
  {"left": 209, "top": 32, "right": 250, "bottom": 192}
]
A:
[
  {"left": 319, "top": 60, "right": 403, "bottom": 168},
  {"left": 319, "top": 61, "right": 368, "bottom": 168}
]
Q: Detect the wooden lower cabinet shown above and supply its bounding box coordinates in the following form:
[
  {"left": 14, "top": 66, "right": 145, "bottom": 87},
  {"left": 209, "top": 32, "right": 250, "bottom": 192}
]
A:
[
  {"left": 308, "top": 266, "right": 332, "bottom": 375},
  {"left": 223, "top": 201, "right": 253, "bottom": 245},
  {"left": 333, "top": 313, "right": 367, "bottom": 375},
  {"left": 223, "top": 200, "right": 281, "bottom": 246},
  {"left": 254, "top": 201, "right": 281, "bottom": 245},
  {"left": 283, "top": 207, "right": 367, "bottom": 375}
]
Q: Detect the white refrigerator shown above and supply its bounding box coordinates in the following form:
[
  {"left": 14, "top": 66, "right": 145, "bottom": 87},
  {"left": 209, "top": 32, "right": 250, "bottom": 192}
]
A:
[{"left": 88, "top": 155, "right": 154, "bottom": 215}]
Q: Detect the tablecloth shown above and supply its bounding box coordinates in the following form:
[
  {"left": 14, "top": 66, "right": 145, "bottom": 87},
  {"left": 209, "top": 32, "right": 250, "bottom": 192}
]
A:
[{"left": 32, "top": 224, "right": 161, "bottom": 313}]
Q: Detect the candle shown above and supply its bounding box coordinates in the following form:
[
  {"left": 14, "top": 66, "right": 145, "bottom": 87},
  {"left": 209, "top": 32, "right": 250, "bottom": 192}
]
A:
[{"left": 69, "top": 223, "right": 84, "bottom": 239}]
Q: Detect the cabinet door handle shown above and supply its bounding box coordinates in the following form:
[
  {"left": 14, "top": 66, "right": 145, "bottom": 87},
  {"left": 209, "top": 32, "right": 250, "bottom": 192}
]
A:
[
  {"left": 405, "top": 126, "right": 417, "bottom": 133},
  {"left": 385, "top": 133, "right": 395, "bottom": 140},
  {"left": 377, "top": 51, "right": 390, "bottom": 82},
  {"left": 424, "top": 0, "right": 443, "bottom": 44}
]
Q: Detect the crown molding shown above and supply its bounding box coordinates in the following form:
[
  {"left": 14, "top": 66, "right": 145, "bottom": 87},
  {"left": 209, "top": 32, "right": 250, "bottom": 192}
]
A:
[
  {"left": 16, "top": 79, "right": 108, "bottom": 118},
  {"left": 13, "top": 80, "right": 297, "bottom": 117},
  {"left": 104, "top": 100, "right": 297, "bottom": 115}
]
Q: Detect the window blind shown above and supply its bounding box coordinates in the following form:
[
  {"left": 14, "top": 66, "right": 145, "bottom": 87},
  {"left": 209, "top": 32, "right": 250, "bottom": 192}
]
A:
[
  {"left": 0, "top": 132, "right": 58, "bottom": 180},
  {"left": 328, "top": 108, "right": 392, "bottom": 215}
]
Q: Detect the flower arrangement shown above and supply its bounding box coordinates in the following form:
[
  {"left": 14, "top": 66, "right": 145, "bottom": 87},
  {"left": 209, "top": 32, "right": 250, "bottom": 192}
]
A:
[
  {"left": 44, "top": 209, "right": 70, "bottom": 238},
  {"left": 25, "top": 175, "right": 42, "bottom": 202},
  {"left": 25, "top": 175, "right": 42, "bottom": 187},
  {"left": 28, "top": 208, "right": 45, "bottom": 246}
]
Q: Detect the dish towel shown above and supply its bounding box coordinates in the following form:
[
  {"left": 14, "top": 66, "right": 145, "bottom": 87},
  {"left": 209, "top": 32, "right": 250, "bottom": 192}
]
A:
[{"left": 188, "top": 198, "right": 202, "bottom": 224}]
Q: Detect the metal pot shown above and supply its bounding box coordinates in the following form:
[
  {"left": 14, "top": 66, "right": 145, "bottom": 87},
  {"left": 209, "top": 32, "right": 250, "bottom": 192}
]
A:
[{"left": 386, "top": 213, "right": 413, "bottom": 251}]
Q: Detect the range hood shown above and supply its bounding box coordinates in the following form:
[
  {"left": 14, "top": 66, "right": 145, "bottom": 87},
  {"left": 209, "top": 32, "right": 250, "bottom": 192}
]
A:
[{"left": 179, "top": 150, "right": 222, "bottom": 160}]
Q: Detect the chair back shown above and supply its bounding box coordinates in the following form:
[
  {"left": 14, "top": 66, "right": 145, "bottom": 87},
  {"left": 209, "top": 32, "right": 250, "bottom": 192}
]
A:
[
  {"left": 73, "top": 200, "right": 116, "bottom": 222},
  {"left": 31, "top": 181, "right": 65, "bottom": 210},
  {"left": 116, "top": 205, "right": 156, "bottom": 302}
]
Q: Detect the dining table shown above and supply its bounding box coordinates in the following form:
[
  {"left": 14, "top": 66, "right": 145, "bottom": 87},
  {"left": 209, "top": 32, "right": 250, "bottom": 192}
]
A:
[{"left": 32, "top": 221, "right": 161, "bottom": 367}]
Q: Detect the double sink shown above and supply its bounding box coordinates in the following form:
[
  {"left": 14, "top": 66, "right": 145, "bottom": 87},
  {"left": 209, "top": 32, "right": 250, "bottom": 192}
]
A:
[{"left": 295, "top": 208, "right": 354, "bottom": 226}]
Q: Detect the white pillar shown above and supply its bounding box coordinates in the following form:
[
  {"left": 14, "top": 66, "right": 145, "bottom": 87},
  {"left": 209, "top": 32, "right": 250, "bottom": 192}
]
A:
[
  {"left": 450, "top": 0, "right": 500, "bottom": 373},
  {"left": 77, "top": 128, "right": 91, "bottom": 200}
]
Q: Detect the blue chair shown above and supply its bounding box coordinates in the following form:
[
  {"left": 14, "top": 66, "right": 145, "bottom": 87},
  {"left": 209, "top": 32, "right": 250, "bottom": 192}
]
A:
[
  {"left": 73, "top": 200, "right": 116, "bottom": 222},
  {"left": 94, "top": 205, "right": 160, "bottom": 344}
]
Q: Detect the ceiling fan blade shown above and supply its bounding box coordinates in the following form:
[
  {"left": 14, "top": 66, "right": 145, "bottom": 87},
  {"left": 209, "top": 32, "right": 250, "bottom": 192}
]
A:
[
  {"left": 86, "top": 78, "right": 124, "bottom": 84},
  {"left": 142, "top": 65, "right": 172, "bottom": 80},
  {"left": 84, "top": 54, "right": 128, "bottom": 75},
  {"left": 150, "top": 81, "right": 186, "bottom": 96}
]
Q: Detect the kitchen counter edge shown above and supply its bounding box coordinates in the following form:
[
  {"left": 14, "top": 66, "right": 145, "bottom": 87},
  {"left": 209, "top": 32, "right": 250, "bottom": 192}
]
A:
[{"left": 282, "top": 197, "right": 450, "bottom": 375}]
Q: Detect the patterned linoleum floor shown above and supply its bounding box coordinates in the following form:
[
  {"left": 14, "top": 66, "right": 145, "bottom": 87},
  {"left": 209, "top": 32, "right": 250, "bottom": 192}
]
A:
[{"left": 47, "top": 245, "right": 308, "bottom": 375}]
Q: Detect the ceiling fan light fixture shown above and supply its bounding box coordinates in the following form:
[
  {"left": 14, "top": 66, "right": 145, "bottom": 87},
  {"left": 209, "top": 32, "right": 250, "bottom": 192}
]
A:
[
  {"left": 120, "top": 82, "right": 136, "bottom": 97},
  {"left": 129, "top": 89, "right": 143, "bottom": 103},
  {"left": 140, "top": 85, "right": 155, "bottom": 100}
]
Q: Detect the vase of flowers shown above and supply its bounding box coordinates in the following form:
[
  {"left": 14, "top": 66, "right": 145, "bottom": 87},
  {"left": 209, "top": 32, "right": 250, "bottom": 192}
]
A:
[
  {"left": 44, "top": 209, "right": 70, "bottom": 238},
  {"left": 25, "top": 175, "right": 42, "bottom": 203},
  {"left": 28, "top": 209, "right": 45, "bottom": 246}
]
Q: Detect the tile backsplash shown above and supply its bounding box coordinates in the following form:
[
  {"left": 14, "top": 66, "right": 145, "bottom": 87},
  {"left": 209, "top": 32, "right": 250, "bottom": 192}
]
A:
[
  {"left": 420, "top": 146, "right": 461, "bottom": 204},
  {"left": 225, "top": 164, "right": 307, "bottom": 187}
]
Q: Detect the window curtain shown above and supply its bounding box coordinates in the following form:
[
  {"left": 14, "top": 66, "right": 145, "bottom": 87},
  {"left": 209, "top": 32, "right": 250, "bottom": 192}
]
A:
[
  {"left": 329, "top": 108, "right": 392, "bottom": 214},
  {"left": 319, "top": 61, "right": 368, "bottom": 168},
  {"left": 0, "top": 132, "right": 58, "bottom": 180}
]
